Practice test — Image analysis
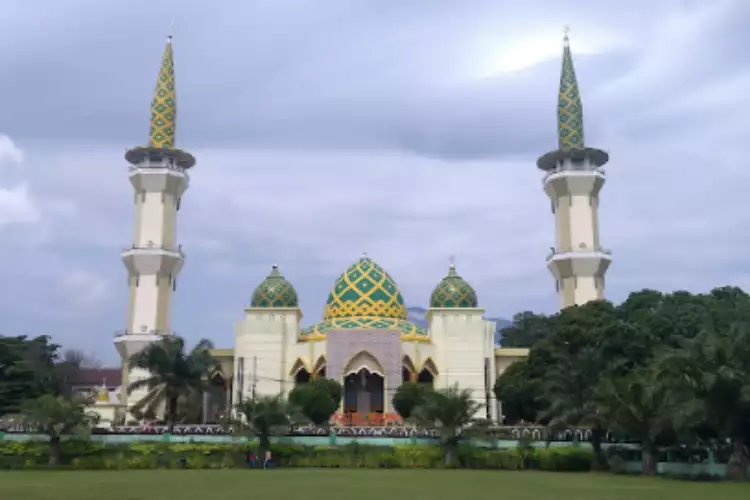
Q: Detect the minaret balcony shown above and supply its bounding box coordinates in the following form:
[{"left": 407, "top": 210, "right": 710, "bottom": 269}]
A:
[
  {"left": 546, "top": 246, "right": 612, "bottom": 262},
  {"left": 546, "top": 247, "right": 612, "bottom": 280},
  {"left": 121, "top": 244, "right": 185, "bottom": 276},
  {"left": 543, "top": 165, "right": 606, "bottom": 185}
]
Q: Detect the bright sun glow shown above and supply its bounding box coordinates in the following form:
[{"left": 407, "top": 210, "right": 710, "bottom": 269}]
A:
[{"left": 473, "top": 31, "right": 622, "bottom": 79}]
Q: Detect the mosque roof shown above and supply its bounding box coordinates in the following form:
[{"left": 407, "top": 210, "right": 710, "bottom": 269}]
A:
[
  {"left": 557, "top": 28, "right": 585, "bottom": 151},
  {"left": 429, "top": 264, "right": 478, "bottom": 308},
  {"left": 250, "top": 265, "right": 299, "bottom": 308},
  {"left": 300, "top": 256, "right": 427, "bottom": 341}
]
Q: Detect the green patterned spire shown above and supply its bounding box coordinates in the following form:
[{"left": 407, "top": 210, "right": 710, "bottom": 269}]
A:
[
  {"left": 557, "top": 28, "right": 585, "bottom": 150},
  {"left": 250, "top": 265, "right": 299, "bottom": 308},
  {"left": 148, "top": 36, "right": 177, "bottom": 149}
]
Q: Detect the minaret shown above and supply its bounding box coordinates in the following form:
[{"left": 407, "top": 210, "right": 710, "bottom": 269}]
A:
[
  {"left": 115, "top": 34, "right": 195, "bottom": 417},
  {"left": 537, "top": 29, "right": 611, "bottom": 310}
]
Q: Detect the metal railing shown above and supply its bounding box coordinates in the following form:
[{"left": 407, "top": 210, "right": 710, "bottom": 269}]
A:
[
  {"left": 546, "top": 245, "right": 612, "bottom": 261},
  {"left": 128, "top": 158, "right": 186, "bottom": 173},
  {"left": 122, "top": 243, "right": 184, "bottom": 256},
  {"left": 544, "top": 165, "right": 606, "bottom": 183},
  {"left": 113, "top": 329, "right": 176, "bottom": 338}
]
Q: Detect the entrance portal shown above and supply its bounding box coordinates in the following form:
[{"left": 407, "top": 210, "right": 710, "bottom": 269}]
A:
[{"left": 343, "top": 369, "right": 384, "bottom": 414}]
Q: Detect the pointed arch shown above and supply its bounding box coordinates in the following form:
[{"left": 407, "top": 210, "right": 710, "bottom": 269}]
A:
[
  {"left": 420, "top": 357, "right": 439, "bottom": 376},
  {"left": 402, "top": 354, "right": 417, "bottom": 373},
  {"left": 289, "top": 357, "right": 311, "bottom": 377},
  {"left": 343, "top": 350, "right": 385, "bottom": 377},
  {"left": 313, "top": 355, "right": 327, "bottom": 377}
]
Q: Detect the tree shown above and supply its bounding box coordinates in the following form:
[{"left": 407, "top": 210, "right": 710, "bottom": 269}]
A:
[
  {"left": 127, "top": 337, "right": 218, "bottom": 432},
  {"left": 392, "top": 381, "right": 430, "bottom": 422},
  {"left": 499, "top": 311, "right": 554, "bottom": 348},
  {"left": 535, "top": 301, "right": 621, "bottom": 469},
  {"left": 289, "top": 378, "right": 342, "bottom": 425},
  {"left": 596, "top": 363, "right": 676, "bottom": 476},
  {"left": 236, "top": 395, "right": 291, "bottom": 454},
  {"left": 493, "top": 360, "right": 542, "bottom": 424},
  {"left": 417, "top": 385, "right": 480, "bottom": 465},
  {"left": 0, "top": 335, "right": 62, "bottom": 416},
  {"left": 21, "top": 394, "right": 98, "bottom": 465},
  {"left": 667, "top": 322, "right": 750, "bottom": 480}
]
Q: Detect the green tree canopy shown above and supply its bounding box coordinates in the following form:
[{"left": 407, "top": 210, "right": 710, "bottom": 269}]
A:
[
  {"left": 392, "top": 381, "right": 430, "bottom": 422},
  {"left": 21, "top": 394, "right": 98, "bottom": 465},
  {"left": 0, "top": 335, "right": 62, "bottom": 416},
  {"left": 236, "top": 395, "right": 291, "bottom": 453},
  {"left": 288, "top": 378, "right": 343, "bottom": 426}
]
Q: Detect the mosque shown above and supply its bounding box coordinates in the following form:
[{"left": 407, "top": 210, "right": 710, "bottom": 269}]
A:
[{"left": 91, "top": 30, "right": 612, "bottom": 426}]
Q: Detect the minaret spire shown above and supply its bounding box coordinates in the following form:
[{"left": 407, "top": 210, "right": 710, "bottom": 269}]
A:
[
  {"left": 148, "top": 35, "right": 177, "bottom": 149},
  {"left": 535, "top": 27, "right": 611, "bottom": 311},
  {"left": 557, "top": 27, "right": 585, "bottom": 151}
]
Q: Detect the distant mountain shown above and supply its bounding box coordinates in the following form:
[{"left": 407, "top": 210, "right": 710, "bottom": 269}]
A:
[{"left": 406, "top": 307, "right": 511, "bottom": 346}]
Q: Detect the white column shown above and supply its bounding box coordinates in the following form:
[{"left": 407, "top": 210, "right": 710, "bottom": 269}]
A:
[
  {"left": 115, "top": 155, "right": 190, "bottom": 417},
  {"left": 543, "top": 156, "right": 611, "bottom": 309}
]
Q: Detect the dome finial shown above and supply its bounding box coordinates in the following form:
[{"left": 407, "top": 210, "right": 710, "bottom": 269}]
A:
[
  {"left": 563, "top": 25, "right": 570, "bottom": 46},
  {"left": 168, "top": 18, "right": 175, "bottom": 42},
  {"left": 448, "top": 254, "right": 456, "bottom": 270},
  {"left": 268, "top": 263, "right": 281, "bottom": 278},
  {"left": 362, "top": 251, "right": 368, "bottom": 259}
]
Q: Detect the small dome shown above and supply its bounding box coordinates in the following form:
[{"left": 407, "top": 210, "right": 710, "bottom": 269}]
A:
[
  {"left": 430, "top": 264, "right": 478, "bottom": 308},
  {"left": 250, "top": 265, "right": 299, "bottom": 308},
  {"left": 323, "top": 256, "right": 407, "bottom": 320}
]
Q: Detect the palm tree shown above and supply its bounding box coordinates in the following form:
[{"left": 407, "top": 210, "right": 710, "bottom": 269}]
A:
[
  {"left": 417, "top": 385, "right": 480, "bottom": 466},
  {"left": 236, "top": 395, "right": 292, "bottom": 454},
  {"left": 127, "top": 336, "right": 218, "bottom": 432},
  {"left": 596, "top": 364, "right": 675, "bottom": 476},
  {"left": 666, "top": 324, "right": 750, "bottom": 480},
  {"left": 21, "top": 395, "right": 99, "bottom": 465}
]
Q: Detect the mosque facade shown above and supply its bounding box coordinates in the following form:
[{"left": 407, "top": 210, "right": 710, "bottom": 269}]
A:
[{"left": 99, "top": 30, "right": 610, "bottom": 426}]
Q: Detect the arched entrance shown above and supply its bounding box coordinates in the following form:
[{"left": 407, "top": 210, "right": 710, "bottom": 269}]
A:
[{"left": 342, "top": 351, "right": 385, "bottom": 415}]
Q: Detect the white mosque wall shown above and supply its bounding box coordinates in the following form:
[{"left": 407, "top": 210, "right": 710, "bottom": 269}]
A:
[
  {"left": 233, "top": 308, "right": 300, "bottom": 401},
  {"left": 428, "top": 309, "right": 497, "bottom": 421}
]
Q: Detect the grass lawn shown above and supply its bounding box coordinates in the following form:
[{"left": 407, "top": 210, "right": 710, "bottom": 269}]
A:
[{"left": 0, "top": 469, "right": 748, "bottom": 500}]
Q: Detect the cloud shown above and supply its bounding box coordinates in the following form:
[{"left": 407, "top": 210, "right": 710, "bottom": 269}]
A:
[
  {"left": 0, "top": 135, "right": 38, "bottom": 228},
  {"left": 0, "top": 0, "right": 748, "bottom": 362}
]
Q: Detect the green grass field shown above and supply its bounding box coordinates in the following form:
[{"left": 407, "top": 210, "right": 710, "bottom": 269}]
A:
[{"left": 0, "top": 469, "right": 748, "bottom": 500}]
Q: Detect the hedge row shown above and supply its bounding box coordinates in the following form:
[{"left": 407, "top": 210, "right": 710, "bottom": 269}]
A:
[{"left": 0, "top": 441, "right": 594, "bottom": 471}]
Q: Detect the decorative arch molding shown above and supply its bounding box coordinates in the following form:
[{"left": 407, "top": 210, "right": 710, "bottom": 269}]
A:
[
  {"left": 420, "top": 357, "right": 439, "bottom": 376},
  {"left": 313, "top": 355, "right": 327, "bottom": 375},
  {"left": 402, "top": 354, "right": 417, "bottom": 373},
  {"left": 343, "top": 350, "right": 385, "bottom": 377},
  {"left": 289, "top": 357, "right": 311, "bottom": 377},
  {"left": 209, "top": 367, "right": 227, "bottom": 381}
]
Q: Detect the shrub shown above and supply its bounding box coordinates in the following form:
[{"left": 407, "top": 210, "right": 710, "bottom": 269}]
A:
[
  {"left": 0, "top": 440, "right": 596, "bottom": 471},
  {"left": 535, "top": 447, "right": 593, "bottom": 472}
]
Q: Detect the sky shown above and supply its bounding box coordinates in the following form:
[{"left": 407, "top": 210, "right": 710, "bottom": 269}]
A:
[{"left": 0, "top": 0, "right": 748, "bottom": 364}]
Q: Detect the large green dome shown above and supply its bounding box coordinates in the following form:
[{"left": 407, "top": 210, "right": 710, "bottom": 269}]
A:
[
  {"left": 430, "top": 264, "right": 478, "bottom": 308},
  {"left": 323, "top": 256, "right": 407, "bottom": 320},
  {"left": 250, "top": 265, "right": 299, "bottom": 308},
  {"left": 300, "top": 256, "right": 426, "bottom": 341}
]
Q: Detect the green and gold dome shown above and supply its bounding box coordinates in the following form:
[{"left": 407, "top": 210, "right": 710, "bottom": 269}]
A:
[
  {"left": 430, "top": 264, "right": 478, "bottom": 308},
  {"left": 250, "top": 265, "right": 299, "bottom": 308},
  {"left": 300, "top": 256, "right": 427, "bottom": 341}
]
